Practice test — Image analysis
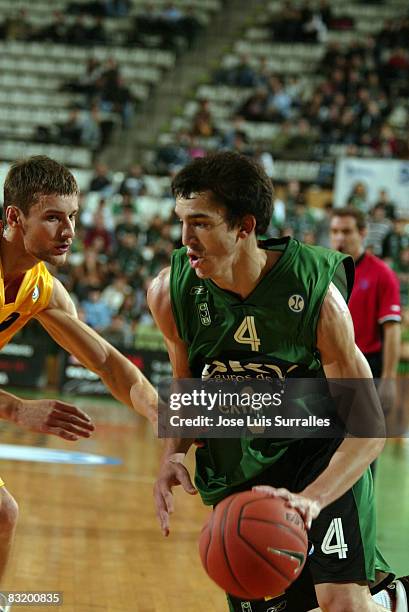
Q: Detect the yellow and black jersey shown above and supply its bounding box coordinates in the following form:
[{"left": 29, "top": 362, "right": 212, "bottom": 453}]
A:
[{"left": 0, "top": 259, "right": 53, "bottom": 349}]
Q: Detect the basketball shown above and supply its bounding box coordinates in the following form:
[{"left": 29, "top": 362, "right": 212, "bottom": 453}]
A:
[{"left": 199, "top": 491, "right": 308, "bottom": 600}]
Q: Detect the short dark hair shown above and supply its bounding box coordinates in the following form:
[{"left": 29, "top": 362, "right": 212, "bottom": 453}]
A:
[
  {"left": 171, "top": 151, "right": 274, "bottom": 234},
  {"left": 4, "top": 155, "right": 79, "bottom": 215},
  {"left": 331, "top": 206, "right": 367, "bottom": 230}
]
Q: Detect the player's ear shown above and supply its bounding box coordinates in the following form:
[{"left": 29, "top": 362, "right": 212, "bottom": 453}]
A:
[
  {"left": 5, "top": 206, "right": 22, "bottom": 228},
  {"left": 238, "top": 215, "right": 256, "bottom": 238}
]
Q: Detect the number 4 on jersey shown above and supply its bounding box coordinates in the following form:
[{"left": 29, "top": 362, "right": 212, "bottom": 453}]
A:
[
  {"left": 234, "top": 316, "right": 260, "bottom": 351},
  {"left": 321, "top": 517, "right": 348, "bottom": 559}
]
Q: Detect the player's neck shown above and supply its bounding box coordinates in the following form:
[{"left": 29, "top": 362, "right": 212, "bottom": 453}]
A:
[
  {"left": 0, "top": 230, "right": 39, "bottom": 282},
  {"left": 211, "top": 245, "right": 279, "bottom": 299},
  {"left": 353, "top": 247, "right": 366, "bottom": 262}
]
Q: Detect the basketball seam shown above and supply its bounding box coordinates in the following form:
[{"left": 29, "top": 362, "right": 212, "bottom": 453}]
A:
[
  {"left": 241, "top": 517, "right": 307, "bottom": 549},
  {"left": 237, "top": 499, "right": 306, "bottom": 584},
  {"left": 239, "top": 497, "right": 307, "bottom": 547},
  {"left": 220, "top": 496, "right": 254, "bottom": 599}
]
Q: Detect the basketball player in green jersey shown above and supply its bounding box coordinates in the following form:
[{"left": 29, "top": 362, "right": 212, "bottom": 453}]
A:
[{"left": 149, "top": 152, "right": 408, "bottom": 611}]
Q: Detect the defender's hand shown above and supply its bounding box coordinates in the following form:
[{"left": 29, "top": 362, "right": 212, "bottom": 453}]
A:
[{"left": 14, "top": 399, "right": 95, "bottom": 441}]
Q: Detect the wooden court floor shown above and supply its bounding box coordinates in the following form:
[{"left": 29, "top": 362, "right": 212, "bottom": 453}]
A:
[{"left": 0, "top": 396, "right": 408, "bottom": 612}]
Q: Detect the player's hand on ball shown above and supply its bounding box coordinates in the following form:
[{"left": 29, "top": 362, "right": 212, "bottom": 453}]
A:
[
  {"left": 252, "top": 486, "right": 321, "bottom": 529},
  {"left": 153, "top": 456, "right": 197, "bottom": 537},
  {"left": 14, "top": 398, "right": 95, "bottom": 441}
]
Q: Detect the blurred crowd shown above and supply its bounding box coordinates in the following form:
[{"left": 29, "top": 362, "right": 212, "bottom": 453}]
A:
[
  {"left": 39, "top": 57, "right": 134, "bottom": 153},
  {"left": 157, "top": 11, "right": 409, "bottom": 172},
  {"left": 0, "top": 3, "right": 204, "bottom": 156},
  {"left": 0, "top": 3, "right": 203, "bottom": 50}
]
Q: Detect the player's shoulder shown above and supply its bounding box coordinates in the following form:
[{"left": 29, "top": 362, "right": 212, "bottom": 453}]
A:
[
  {"left": 321, "top": 281, "right": 350, "bottom": 319},
  {"left": 147, "top": 266, "right": 171, "bottom": 310},
  {"left": 46, "top": 276, "right": 76, "bottom": 315},
  {"left": 147, "top": 266, "right": 181, "bottom": 338}
]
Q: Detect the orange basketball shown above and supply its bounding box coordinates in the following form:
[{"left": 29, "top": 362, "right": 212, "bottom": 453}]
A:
[{"left": 199, "top": 491, "right": 307, "bottom": 600}]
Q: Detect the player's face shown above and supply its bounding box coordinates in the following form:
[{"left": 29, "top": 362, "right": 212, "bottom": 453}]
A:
[
  {"left": 175, "top": 192, "right": 240, "bottom": 279},
  {"left": 18, "top": 194, "right": 78, "bottom": 266},
  {"left": 330, "top": 215, "right": 365, "bottom": 259}
]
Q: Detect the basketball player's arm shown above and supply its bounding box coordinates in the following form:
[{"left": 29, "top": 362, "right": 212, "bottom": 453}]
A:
[
  {"left": 35, "top": 278, "right": 158, "bottom": 425},
  {"left": 148, "top": 268, "right": 198, "bottom": 536},
  {"left": 255, "top": 283, "right": 385, "bottom": 528},
  {"left": 0, "top": 384, "right": 95, "bottom": 440},
  {"left": 377, "top": 320, "right": 401, "bottom": 413}
]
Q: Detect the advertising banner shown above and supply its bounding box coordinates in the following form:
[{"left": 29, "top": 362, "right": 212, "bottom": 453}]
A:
[{"left": 334, "top": 158, "right": 409, "bottom": 215}]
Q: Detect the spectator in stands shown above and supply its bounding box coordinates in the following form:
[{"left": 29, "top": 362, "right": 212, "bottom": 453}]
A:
[
  {"left": 366, "top": 204, "right": 392, "bottom": 257},
  {"left": 161, "top": 3, "right": 183, "bottom": 22},
  {"left": 114, "top": 232, "right": 142, "bottom": 277},
  {"left": 374, "top": 188, "right": 396, "bottom": 220},
  {"left": 267, "top": 1, "right": 303, "bottom": 43},
  {"left": 286, "top": 197, "right": 316, "bottom": 241},
  {"left": 88, "top": 16, "right": 107, "bottom": 44},
  {"left": 100, "top": 74, "right": 134, "bottom": 128},
  {"left": 81, "top": 288, "right": 112, "bottom": 331},
  {"left": 80, "top": 106, "right": 103, "bottom": 152},
  {"left": 301, "top": 1, "right": 328, "bottom": 43},
  {"left": 186, "top": 135, "right": 206, "bottom": 159},
  {"left": 115, "top": 203, "right": 139, "bottom": 243},
  {"left": 62, "top": 58, "right": 103, "bottom": 97},
  {"left": 71, "top": 245, "right": 107, "bottom": 300},
  {"left": 84, "top": 210, "right": 113, "bottom": 253},
  {"left": 239, "top": 88, "right": 270, "bottom": 122},
  {"left": 266, "top": 77, "right": 293, "bottom": 120},
  {"left": 119, "top": 165, "right": 146, "bottom": 197},
  {"left": 181, "top": 7, "right": 201, "bottom": 49},
  {"left": 156, "top": 130, "right": 191, "bottom": 172},
  {"left": 88, "top": 162, "right": 113, "bottom": 193},
  {"left": 283, "top": 179, "right": 304, "bottom": 215},
  {"left": 119, "top": 293, "right": 141, "bottom": 332},
  {"left": 315, "top": 201, "right": 333, "bottom": 248},
  {"left": 104, "top": 0, "right": 131, "bottom": 17},
  {"left": 101, "top": 275, "right": 132, "bottom": 314},
  {"left": 221, "top": 115, "right": 247, "bottom": 149},
  {"left": 346, "top": 181, "right": 369, "bottom": 212},
  {"left": 82, "top": 197, "right": 115, "bottom": 232},
  {"left": 146, "top": 214, "right": 165, "bottom": 245},
  {"left": 101, "top": 313, "right": 133, "bottom": 347},
  {"left": 286, "top": 118, "right": 316, "bottom": 155},
  {"left": 215, "top": 54, "right": 259, "bottom": 88},
  {"left": 382, "top": 218, "right": 409, "bottom": 266},
  {"left": 374, "top": 123, "right": 400, "bottom": 158},
  {"left": 5, "top": 9, "right": 33, "bottom": 40},
  {"left": 41, "top": 11, "right": 68, "bottom": 43},
  {"left": 58, "top": 109, "right": 83, "bottom": 147},
  {"left": 191, "top": 99, "right": 216, "bottom": 138},
  {"left": 67, "top": 15, "right": 90, "bottom": 46}
]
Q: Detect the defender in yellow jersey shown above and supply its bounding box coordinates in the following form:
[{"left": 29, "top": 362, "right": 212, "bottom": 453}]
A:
[
  {"left": 0, "top": 156, "right": 158, "bottom": 600},
  {"left": 0, "top": 260, "right": 53, "bottom": 348}
]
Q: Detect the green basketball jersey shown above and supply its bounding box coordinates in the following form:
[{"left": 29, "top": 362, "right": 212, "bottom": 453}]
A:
[{"left": 170, "top": 237, "right": 354, "bottom": 505}]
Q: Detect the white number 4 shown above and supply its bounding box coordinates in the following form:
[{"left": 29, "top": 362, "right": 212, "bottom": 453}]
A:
[
  {"left": 234, "top": 316, "right": 260, "bottom": 352},
  {"left": 321, "top": 518, "right": 348, "bottom": 559}
]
